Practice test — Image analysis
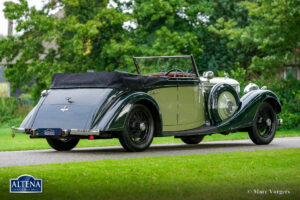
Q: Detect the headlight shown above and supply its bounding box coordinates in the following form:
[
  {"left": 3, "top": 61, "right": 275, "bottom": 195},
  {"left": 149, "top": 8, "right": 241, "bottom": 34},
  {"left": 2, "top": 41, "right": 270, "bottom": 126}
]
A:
[{"left": 244, "top": 83, "right": 259, "bottom": 94}]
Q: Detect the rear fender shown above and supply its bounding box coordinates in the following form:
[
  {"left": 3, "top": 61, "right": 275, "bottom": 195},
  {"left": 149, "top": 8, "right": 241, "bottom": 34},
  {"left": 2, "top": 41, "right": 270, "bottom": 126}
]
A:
[
  {"left": 217, "top": 90, "right": 281, "bottom": 132},
  {"left": 95, "top": 91, "right": 163, "bottom": 135}
]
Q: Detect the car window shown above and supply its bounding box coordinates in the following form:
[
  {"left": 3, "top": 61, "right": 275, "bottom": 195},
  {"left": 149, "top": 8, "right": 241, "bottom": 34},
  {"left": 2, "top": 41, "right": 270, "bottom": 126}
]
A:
[{"left": 133, "top": 56, "right": 198, "bottom": 77}]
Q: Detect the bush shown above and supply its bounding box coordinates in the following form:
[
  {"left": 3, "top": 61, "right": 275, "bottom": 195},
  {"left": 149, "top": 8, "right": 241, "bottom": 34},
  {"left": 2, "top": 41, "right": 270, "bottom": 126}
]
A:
[
  {"left": 0, "top": 97, "right": 33, "bottom": 126},
  {"left": 268, "top": 78, "right": 300, "bottom": 130}
]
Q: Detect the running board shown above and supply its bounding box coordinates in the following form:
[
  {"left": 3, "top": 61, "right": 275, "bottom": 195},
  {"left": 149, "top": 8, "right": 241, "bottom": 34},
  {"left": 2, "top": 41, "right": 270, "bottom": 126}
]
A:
[{"left": 163, "top": 125, "right": 218, "bottom": 137}]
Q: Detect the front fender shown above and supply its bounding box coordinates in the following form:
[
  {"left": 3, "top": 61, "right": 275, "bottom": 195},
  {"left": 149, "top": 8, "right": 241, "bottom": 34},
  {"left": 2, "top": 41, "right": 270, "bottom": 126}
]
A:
[
  {"left": 95, "top": 91, "right": 162, "bottom": 133},
  {"left": 217, "top": 89, "right": 281, "bottom": 132}
]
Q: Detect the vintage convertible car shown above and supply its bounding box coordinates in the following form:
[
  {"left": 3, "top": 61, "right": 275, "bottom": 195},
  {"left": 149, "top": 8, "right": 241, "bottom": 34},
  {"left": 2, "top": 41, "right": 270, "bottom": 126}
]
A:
[{"left": 12, "top": 55, "right": 282, "bottom": 152}]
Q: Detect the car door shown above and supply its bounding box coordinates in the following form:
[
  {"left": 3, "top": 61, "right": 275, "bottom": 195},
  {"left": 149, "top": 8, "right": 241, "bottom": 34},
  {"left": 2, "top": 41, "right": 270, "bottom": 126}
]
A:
[
  {"left": 148, "top": 78, "right": 178, "bottom": 129},
  {"left": 177, "top": 77, "right": 205, "bottom": 130}
]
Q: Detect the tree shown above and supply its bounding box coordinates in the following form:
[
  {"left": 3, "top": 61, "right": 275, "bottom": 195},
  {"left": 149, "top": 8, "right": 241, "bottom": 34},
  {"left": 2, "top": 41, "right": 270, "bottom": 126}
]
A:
[
  {"left": 211, "top": 0, "right": 300, "bottom": 78},
  {"left": 127, "top": 0, "right": 253, "bottom": 73},
  {"left": 1, "top": 0, "right": 299, "bottom": 101},
  {"left": 0, "top": 0, "right": 133, "bottom": 100}
]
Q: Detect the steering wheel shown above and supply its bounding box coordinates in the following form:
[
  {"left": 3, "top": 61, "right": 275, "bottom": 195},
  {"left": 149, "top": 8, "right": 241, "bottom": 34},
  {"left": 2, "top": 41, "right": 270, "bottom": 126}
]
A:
[{"left": 164, "top": 68, "right": 185, "bottom": 77}]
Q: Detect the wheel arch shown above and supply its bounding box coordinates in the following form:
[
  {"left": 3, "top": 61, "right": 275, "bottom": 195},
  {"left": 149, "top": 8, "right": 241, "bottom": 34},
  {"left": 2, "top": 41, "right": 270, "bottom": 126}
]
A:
[
  {"left": 216, "top": 89, "right": 281, "bottom": 132},
  {"left": 95, "top": 91, "right": 163, "bottom": 135},
  {"left": 208, "top": 83, "right": 240, "bottom": 125},
  {"left": 135, "top": 99, "right": 163, "bottom": 137},
  {"left": 263, "top": 97, "right": 281, "bottom": 114}
]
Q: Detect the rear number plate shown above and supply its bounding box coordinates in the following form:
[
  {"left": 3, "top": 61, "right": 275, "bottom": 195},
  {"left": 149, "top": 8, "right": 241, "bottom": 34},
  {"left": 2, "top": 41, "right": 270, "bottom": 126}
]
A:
[{"left": 38, "top": 128, "right": 62, "bottom": 136}]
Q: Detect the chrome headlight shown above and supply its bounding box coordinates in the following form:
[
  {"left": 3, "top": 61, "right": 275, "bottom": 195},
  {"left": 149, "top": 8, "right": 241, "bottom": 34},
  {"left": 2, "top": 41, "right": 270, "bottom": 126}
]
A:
[{"left": 244, "top": 83, "right": 259, "bottom": 95}]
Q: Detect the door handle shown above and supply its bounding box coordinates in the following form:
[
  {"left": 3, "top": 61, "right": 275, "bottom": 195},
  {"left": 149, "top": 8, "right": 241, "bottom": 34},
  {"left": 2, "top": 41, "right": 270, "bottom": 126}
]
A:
[{"left": 149, "top": 90, "right": 159, "bottom": 94}]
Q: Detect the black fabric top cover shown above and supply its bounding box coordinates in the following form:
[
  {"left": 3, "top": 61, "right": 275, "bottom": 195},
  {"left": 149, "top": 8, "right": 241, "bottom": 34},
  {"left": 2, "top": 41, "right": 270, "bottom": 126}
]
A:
[{"left": 50, "top": 71, "right": 167, "bottom": 90}]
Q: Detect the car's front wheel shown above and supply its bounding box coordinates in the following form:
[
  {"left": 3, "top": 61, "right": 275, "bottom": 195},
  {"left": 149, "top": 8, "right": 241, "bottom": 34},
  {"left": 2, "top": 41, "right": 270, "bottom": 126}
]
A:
[
  {"left": 248, "top": 102, "right": 277, "bottom": 145},
  {"left": 46, "top": 138, "right": 80, "bottom": 151},
  {"left": 180, "top": 135, "right": 205, "bottom": 144},
  {"left": 118, "top": 104, "right": 154, "bottom": 152}
]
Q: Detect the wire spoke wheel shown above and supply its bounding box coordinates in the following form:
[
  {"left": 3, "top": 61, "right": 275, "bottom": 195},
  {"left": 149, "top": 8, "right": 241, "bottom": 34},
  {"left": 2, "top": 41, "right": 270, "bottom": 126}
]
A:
[
  {"left": 127, "top": 110, "right": 151, "bottom": 144},
  {"left": 119, "top": 104, "right": 154, "bottom": 152},
  {"left": 256, "top": 109, "right": 273, "bottom": 138},
  {"left": 248, "top": 102, "right": 277, "bottom": 145}
]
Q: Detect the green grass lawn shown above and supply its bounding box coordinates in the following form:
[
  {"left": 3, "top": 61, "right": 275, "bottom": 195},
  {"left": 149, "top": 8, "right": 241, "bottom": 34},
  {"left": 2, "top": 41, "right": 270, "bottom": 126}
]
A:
[
  {"left": 0, "top": 148, "right": 299, "bottom": 200},
  {"left": 1, "top": 127, "right": 300, "bottom": 151}
]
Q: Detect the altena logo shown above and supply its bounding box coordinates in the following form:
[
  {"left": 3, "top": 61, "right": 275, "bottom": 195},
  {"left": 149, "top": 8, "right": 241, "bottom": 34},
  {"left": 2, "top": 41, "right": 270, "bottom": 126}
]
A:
[{"left": 10, "top": 175, "right": 42, "bottom": 193}]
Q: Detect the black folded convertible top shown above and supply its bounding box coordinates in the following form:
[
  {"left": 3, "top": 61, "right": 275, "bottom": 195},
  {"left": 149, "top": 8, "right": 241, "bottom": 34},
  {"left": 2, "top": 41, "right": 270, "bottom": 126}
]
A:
[{"left": 50, "top": 71, "right": 167, "bottom": 90}]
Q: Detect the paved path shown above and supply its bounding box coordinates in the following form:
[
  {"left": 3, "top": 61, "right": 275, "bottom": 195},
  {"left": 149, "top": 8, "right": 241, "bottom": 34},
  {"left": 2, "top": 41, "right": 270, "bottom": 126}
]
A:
[{"left": 0, "top": 137, "right": 299, "bottom": 167}]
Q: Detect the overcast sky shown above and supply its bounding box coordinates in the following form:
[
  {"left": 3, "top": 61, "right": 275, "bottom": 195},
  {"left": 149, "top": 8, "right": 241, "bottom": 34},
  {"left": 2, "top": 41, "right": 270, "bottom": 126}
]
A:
[{"left": 0, "top": 0, "right": 45, "bottom": 36}]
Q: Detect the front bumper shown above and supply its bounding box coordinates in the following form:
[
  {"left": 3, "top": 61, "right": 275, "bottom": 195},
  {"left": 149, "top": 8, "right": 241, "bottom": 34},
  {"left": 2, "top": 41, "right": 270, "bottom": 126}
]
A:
[{"left": 277, "top": 119, "right": 283, "bottom": 126}]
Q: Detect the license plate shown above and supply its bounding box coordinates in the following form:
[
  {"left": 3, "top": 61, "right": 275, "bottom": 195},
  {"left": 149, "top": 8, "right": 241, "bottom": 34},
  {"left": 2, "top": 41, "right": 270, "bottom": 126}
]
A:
[{"left": 38, "top": 128, "right": 62, "bottom": 136}]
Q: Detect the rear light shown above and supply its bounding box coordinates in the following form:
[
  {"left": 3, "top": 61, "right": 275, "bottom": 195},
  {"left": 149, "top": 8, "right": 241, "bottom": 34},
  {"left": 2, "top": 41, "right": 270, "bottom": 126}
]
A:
[
  {"left": 62, "top": 130, "right": 68, "bottom": 137},
  {"left": 30, "top": 129, "right": 37, "bottom": 136},
  {"left": 89, "top": 135, "right": 94, "bottom": 140}
]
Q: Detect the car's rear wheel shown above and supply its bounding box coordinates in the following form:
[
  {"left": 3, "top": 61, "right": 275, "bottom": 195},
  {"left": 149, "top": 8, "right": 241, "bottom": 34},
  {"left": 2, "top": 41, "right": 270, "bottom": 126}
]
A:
[
  {"left": 46, "top": 138, "right": 79, "bottom": 151},
  {"left": 180, "top": 135, "right": 204, "bottom": 144},
  {"left": 118, "top": 104, "right": 154, "bottom": 152},
  {"left": 248, "top": 102, "right": 277, "bottom": 145}
]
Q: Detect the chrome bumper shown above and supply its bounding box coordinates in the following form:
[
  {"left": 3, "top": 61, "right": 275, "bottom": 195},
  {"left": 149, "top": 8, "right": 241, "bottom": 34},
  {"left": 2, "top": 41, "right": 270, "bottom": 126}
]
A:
[
  {"left": 11, "top": 126, "right": 26, "bottom": 133},
  {"left": 70, "top": 129, "right": 100, "bottom": 136},
  {"left": 11, "top": 127, "right": 100, "bottom": 136}
]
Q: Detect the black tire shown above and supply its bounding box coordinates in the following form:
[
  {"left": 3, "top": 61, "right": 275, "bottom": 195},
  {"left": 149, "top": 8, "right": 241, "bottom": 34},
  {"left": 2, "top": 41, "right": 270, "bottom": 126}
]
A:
[
  {"left": 248, "top": 102, "right": 277, "bottom": 145},
  {"left": 180, "top": 135, "right": 205, "bottom": 144},
  {"left": 46, "top": 138, "right": 79, "bottom": 151},
  {"left": 118, "top": 104, "right": 154, "bottom": 152}
]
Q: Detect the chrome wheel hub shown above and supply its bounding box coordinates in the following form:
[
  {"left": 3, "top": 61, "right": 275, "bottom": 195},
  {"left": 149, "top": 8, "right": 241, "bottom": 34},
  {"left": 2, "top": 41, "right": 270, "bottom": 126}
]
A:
[
  {"left": 226, "top": 100, "right": 234, "bottom": 114},
  {"left": 139, "top": 122, "right": 146, "bottom": 131},
  {"left": 266, "top": 118, "right": 272, "bottom": 126}
]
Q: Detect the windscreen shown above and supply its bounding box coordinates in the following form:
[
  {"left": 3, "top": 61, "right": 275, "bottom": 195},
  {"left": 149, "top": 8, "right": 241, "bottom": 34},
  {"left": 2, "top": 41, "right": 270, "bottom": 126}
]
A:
[{"left": 134, "top": 56, "right": 198, "bottom": 76}]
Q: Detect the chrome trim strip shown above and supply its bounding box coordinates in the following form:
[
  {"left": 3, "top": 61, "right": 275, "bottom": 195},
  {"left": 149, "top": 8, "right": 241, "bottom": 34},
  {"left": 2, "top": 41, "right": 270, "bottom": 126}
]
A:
[
  {"left": 70, "top": 129, "right": 100, "bottom": 136},
  {"left": 11, "top": 126, "right": 26, "bottom": 133}
]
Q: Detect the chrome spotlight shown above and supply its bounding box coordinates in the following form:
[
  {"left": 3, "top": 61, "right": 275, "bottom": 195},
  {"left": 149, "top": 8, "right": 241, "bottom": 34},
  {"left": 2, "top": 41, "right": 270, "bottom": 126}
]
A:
[
  {"left": 244, "top": 83, "right": 259, "bottom": 94},
  {"left": 203, "top": 71, "right": 214, "bottom": 79}
]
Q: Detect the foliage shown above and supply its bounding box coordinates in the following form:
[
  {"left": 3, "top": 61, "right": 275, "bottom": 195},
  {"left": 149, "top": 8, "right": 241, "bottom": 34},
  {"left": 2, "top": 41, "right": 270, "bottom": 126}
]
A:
[
  {"left": 0, "top": 0, "right": 134, "bottom": 100},
  {"left": 0, "top": 0, "right": 249, "bottom": 99},
  {"left": 212, "top": 0, "right": 300, "bottom": 77},
  {"left": 269, "top": 78, "right": 300, "bottom": 129},
  {"left": 0, "top": 97, "right": 32, "bottom": 125}
]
